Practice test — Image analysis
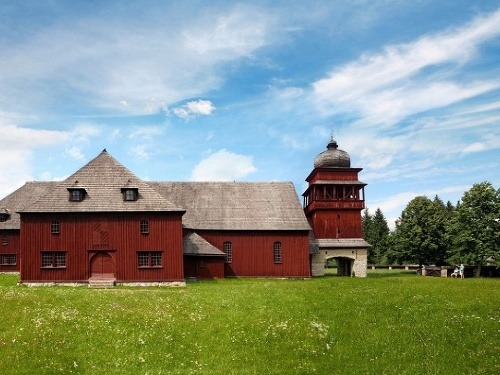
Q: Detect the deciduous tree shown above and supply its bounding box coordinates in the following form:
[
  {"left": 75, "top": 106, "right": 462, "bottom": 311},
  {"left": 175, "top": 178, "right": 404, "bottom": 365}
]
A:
[
  {"left": 390, "top": 196, "right": 448, "bottom": 268},
  {"left": 451, "top": 182, "right": 500, "bottom": 276}
]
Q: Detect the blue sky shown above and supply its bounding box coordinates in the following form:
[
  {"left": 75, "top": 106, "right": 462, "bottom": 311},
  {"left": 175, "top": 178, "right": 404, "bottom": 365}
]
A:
[{"left": 1, "top": 0, "right": 499, "bottom": 228}]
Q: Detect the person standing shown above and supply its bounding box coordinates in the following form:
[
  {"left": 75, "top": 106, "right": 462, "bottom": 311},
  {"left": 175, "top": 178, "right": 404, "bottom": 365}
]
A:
[{"left": 459, "top": 263, "right": 465, "bottom": 279}]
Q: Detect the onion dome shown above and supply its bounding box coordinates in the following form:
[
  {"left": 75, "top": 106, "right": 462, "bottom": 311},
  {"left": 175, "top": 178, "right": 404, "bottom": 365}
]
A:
[{"left": 314, "top": 139, "right": 351, "bottom": 168}]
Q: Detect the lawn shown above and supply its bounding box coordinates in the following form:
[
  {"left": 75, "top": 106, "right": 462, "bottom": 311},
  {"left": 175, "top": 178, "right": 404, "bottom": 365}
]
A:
[{"left": 0, "top": 272, "right": 498, "bottom": 375}]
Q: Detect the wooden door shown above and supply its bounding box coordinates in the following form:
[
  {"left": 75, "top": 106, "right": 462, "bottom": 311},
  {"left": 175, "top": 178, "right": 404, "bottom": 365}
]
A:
[{"left": 90, "top": 252, "right": 115, "bottom": 279}]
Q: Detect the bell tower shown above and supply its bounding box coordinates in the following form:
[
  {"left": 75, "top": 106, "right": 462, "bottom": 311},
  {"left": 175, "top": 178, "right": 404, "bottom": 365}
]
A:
[{"left": 303, "top": 138, "right": 369, "bottom": 277}]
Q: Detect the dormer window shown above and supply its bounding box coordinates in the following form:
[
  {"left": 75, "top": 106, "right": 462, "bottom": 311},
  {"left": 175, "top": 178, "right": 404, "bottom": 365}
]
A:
[
  {"left": 121, "top": 180, "right": 139, "bottom": 201},
  {"left": 68, "top": 189, "right": 86, "bottom": 202},
  {"left": 67, "top": 181, "right": 87, "bottom": 202},
  {"left": 0, "top": 209, "right": 10, "bottom": 222},
  {"left": 122, "top": 188, "right": 138, "bottom": 201}
]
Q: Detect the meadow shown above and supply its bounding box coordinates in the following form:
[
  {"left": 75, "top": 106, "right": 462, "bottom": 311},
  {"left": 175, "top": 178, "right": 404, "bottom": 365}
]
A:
[{"left": 0, "top": 271, "right": 498, "bottom": 375}]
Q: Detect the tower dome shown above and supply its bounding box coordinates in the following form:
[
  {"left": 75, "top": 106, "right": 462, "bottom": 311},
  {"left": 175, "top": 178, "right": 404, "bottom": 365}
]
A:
[{"left": 314, "top": 139, "right": 350, "bottom": 168}]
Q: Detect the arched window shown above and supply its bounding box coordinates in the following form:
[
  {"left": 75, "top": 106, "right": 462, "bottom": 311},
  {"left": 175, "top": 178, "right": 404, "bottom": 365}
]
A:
[
  {"left": 273, "top": 242, "right": 282, "bottom": 264},
  {"left": 140, "top": 220, "right": 149, "bottom": 234},
  {"left": 223, "top": 241, "right": 232, "bottom": 263}
]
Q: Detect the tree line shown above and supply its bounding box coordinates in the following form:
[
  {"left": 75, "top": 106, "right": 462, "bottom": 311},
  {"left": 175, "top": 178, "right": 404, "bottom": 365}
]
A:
[{"left": 363, "top": 181, "right": 500, "bottom": 276}]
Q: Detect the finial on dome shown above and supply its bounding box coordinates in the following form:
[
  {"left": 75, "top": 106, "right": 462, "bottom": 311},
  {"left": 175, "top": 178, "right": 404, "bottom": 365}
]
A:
[
  {"left": 327, "top": 138, "right": 338, "bottom": 150},
  {"left": 313, "top": 136, "right": 350, "bottom": 168}
]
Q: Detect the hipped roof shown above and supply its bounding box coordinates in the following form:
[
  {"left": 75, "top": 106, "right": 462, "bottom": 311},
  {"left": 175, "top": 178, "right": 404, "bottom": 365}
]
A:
[
  {"left": 18, "top": 150, "right": 184, "bottom": 214},
  {"left": 0, "top": 182, "right": 58, "bottom": 229}
]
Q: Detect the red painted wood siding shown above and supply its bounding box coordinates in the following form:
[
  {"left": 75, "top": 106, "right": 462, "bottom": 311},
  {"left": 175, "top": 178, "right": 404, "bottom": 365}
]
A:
[
  {"left": 307, "top": 210, "right": 362, "bottom": 238},
  {"left": 184, "top": 257, "right": 224, "bottom": 279},
  {"left": 195, "top": 230, "right": 310, "bottom": 278},
  {"left": 19, "top": 212, "right": 184, "bottom": 283},
  {"left": 0, "top": 229, "right": 20, "bottom": 272}
]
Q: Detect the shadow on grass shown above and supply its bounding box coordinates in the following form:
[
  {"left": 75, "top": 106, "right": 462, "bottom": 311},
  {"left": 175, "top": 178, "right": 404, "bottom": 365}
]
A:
[
  {"left": 322, "top": 268, "right": 417, "bottom": 278},
  {"left": 367, "top": 270, "right": 417, "bottom": 278}
]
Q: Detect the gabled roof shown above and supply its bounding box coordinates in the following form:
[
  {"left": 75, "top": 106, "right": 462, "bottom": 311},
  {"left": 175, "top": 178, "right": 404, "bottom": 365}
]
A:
[
  {"left": 18, "top": 150, "right": 184, "bottom": 214},
  {"left": 0, "top": 182, "right": 58, "bottom": 229},
  {"left": 183, "top": 232, "right": 225, "bottom": 256},
  {"left": 150, "top": 181, "right": 311, "bottom": 231}
]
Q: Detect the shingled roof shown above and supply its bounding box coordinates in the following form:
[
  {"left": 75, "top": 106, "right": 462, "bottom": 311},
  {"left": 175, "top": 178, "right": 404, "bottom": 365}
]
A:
[
  {"left": 0, "top": 182, "right": 58, "bottom": 229},
  {"left": 183, "top": 232, "right": 226, "bottom": 256},
  {"left": 18, "top": 150, "right": 184, "bottom": 214},
  {"left": 149, "top": 182, "right": 311, "bottom": 231}
]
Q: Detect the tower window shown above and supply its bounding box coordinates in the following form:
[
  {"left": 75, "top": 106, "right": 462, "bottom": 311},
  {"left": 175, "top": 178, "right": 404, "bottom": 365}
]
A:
[{"left": 2, "top": 235, "right": 7, "bottom": 246}]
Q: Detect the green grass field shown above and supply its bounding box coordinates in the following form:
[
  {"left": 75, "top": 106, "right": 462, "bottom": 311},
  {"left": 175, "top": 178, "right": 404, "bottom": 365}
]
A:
[{"left": 0, "top": 272, "right": 498, "bottom": 375}]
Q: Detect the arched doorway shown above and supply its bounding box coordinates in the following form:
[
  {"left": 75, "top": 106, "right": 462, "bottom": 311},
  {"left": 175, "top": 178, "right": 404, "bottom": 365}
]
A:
[
  {"left": 324, "top": 256, "right": 353, "bottom": 276},
  {"left": 90, "top": 252, "right": 115, "bottom": 280},
  {"left": 336, "top": 257, "right": 353, "bottom": 276}
]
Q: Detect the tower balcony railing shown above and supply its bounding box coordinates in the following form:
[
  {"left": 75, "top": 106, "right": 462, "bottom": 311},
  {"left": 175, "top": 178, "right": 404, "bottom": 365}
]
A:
[{"left": 304, "top": 199, "right": 365, "bottom": 213}]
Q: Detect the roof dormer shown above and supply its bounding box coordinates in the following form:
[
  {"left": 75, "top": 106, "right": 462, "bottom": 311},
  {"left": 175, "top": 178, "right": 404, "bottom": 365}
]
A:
[
  {"left": 0, "top": 208, "right": 10, "bottom": 222},
  {"left": 67, "top": 181, "right": 87, "bottom": 202},
  {"left": 121, "top": 180, "right": 139, "bottom": 201}
]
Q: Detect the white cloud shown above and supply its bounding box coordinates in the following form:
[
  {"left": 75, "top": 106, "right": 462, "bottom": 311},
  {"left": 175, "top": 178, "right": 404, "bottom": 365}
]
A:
[
  {"left": 172, "top": 100, "right": 216, "bottom": 119},
  {"left": 0, "top": 123, "right": 68, "bottom": 198},
  {"left": 65, "top": 146, "right": 84, "bottom": 161},
  {"left": 0, "top": 5, "right": 274, "bottom": 115},
  {"left": 130, "top": 145, "right": 150, "bottom": 159},
  {"left": 367, "top": 185, "right": 471, "bottom": 230},
  {"left": 182, "top": 6, "right": 271, "bottom": 57},
  {"left": 191, "top": 149, "right": 257, "bottom": 181},
  {"left": 128, "top": 126, "right": 165, "bottom": 141},
  {"left": 311, "top": 9, "right": 500, "bottom": 124},
  {"left": 72, "top": 124, "right": 103, "bottom": 143}
]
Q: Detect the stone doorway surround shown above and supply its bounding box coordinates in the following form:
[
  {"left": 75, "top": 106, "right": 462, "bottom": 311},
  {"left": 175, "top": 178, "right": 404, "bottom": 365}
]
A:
[{"left": 310, "top": 238, "right": 369, "bottom": 277}]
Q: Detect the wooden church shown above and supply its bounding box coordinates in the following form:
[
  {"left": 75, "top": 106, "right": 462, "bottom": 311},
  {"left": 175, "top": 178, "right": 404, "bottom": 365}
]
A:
[{"left": 0, "top": 140, "right": 369, "bottom": 285}]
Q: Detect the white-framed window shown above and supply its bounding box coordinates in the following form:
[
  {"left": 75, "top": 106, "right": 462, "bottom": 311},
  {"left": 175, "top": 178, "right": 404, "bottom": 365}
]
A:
[
  {"left": 51, "top": 220, "right": 60, "bottom": 234},
  {"left": 140, "top": 220, "right": 149, "bottom": 234},
  {"left": 0, "top": 254, "right": 16, "bottom": 265},
  {"left": 273, "top": 242, "right": 282, "bottom": 264},
  {"left": 137, "top": 251, "right": 162, "bottom": 268},
  {"left": 223, "top": 241, "right": 232, "bottom": 263},
  {"left": 41, "top": 252, "right": 66, "bottom": 268}
]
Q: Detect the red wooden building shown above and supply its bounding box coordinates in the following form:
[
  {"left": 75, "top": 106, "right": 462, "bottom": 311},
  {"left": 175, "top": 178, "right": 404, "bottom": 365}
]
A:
[
  {"left": 1, "top": 150, "right": 312, "bottom": 285},
  {"left": 0, "top": 141, "right": 368, "bottom": 285}
]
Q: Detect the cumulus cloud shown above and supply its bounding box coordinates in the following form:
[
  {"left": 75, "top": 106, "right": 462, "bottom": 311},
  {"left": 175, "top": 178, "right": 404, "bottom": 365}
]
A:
[
  {"left": 191, "top": 149, "right": 257, "bottom": 181},
  {"left": 172, "top": 100, "right": 216, "bottom": 119},
  {"left": 0, "top": 123, "right": 68, "bottom": 197}
]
